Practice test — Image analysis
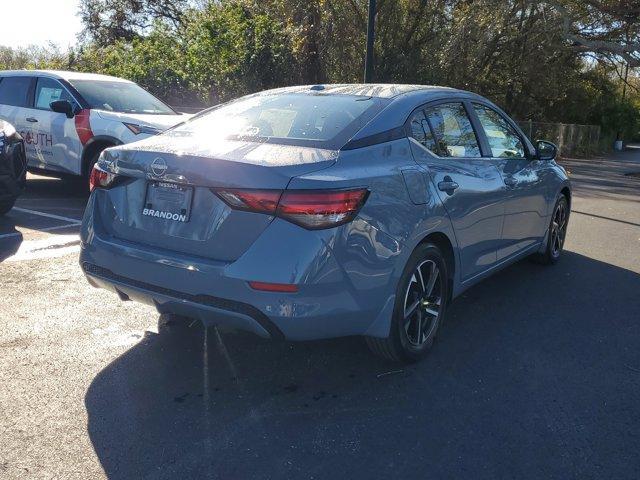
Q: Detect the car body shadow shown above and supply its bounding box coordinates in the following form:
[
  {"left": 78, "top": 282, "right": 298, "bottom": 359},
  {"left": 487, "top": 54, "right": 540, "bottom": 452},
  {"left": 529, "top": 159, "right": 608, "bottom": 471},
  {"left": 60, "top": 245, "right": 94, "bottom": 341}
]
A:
[
  {"left": 0, "top": 175, "right": 86, "bottom": 262},
  {"left": 22, "top": 174, "right": 87, "bottom": 200},
  {"left": 0, "top": 223, "right": 22, "bottom": 261},
  {"left": 85, "top": 251, "right": 640, "bottom": 479}
]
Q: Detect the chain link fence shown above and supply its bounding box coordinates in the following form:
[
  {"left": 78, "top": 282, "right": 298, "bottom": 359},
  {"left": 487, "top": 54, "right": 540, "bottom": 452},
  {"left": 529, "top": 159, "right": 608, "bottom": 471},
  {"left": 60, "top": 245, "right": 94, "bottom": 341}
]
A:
[{"left": 517, "top": 121, "right": 603, "bottom": 158}]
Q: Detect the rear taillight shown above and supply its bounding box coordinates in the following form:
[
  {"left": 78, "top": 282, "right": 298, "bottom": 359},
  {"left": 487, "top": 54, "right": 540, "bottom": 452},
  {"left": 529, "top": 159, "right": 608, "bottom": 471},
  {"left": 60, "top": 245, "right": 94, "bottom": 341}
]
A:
[
  {"left": 89, "top": 164, "right": 116, "bottom": 192},
  {"left": 215, "top": 188, "right": 369, "bottom": 229},
  {"left": 278, "top": 189, "right": 369, "bottom": 229}
]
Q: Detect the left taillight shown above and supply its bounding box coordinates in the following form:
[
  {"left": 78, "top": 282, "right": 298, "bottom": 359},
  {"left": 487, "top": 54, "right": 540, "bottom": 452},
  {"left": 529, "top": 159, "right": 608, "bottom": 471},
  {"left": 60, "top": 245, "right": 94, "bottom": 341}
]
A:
[
  {"left": 214, "top": 187, "right": 369, "bottom": 230},
  {"left": 89, "top": 163, "right": 117, "bottom": 192}
]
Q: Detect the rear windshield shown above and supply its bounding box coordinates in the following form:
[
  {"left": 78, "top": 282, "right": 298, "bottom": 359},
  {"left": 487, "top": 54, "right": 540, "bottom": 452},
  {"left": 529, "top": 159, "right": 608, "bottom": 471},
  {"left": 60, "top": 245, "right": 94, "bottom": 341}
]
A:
[
  {"left": 167, "top": 93, "right": 386, "bottom": 149},
  {"left": 68, "top": 79, "right": 176, "bottom": 115}
]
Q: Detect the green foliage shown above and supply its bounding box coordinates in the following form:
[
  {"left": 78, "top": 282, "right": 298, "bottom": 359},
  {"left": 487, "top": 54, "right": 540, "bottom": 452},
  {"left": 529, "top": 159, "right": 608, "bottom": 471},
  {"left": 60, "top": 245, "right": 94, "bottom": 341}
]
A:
[
  {"left": 0, "top": 44, "right": 73, "bottom": 71},
  {"left": 592, "top": 96, "right": 640, "bottom": 139},
  {"left": 2, "top": 0, "right": 639, "bottom": 140},
  {"left": 183, "top": 3, "right": 297, "bottom": 102},
  {"left": 79, "top": 0, "right": 190, "bottom": 46},
  {"left": 74, "top": 25, "right": 194, "bottom": 106}
]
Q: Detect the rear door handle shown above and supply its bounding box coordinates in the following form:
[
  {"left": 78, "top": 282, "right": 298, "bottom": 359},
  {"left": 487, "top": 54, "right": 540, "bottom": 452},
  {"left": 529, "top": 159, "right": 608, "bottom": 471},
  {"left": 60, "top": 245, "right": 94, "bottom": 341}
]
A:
[
  {"left": 438, "top": 177, "right": 459, "bottom": 195},
  {"left": 26, "top": 117, "right": 38, "bottom": 123}
]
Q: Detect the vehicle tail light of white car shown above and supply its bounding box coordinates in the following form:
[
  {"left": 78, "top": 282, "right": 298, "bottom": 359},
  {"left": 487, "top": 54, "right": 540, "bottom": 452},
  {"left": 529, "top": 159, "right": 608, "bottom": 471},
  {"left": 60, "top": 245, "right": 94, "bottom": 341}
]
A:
[
  {"left": 89, "top": 163, "right": 117, "bottom": 192},
  {"left": 215, "top": 188, "right": 369, "bottom": 229}
]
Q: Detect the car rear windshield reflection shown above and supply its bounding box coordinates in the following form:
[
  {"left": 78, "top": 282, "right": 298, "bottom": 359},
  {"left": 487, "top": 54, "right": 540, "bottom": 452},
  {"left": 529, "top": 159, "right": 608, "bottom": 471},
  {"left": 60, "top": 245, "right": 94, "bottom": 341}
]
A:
[{"left": 167, "top": 93, "right": 385, "bottom": 149}]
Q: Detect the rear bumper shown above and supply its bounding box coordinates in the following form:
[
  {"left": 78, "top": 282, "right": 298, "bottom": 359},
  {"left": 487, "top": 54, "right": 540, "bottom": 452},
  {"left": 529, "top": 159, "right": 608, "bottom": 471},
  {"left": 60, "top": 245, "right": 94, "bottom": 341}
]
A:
[
  {"left": 79, "top": 222, "right": 394, "bottom": 341},
  {"left": 82, "top": 262, "right": 283, "bottom": 339}
]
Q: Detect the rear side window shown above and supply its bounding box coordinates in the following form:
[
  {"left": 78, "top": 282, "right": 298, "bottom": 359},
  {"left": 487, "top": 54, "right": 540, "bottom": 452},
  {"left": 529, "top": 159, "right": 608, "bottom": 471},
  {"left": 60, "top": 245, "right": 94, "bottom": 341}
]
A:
[
  {"left": 408, "top": 110, "right": 438, "bottom": 153},
  {"left": 473, "top": 104, "right": 525, "bottom": 158},
  {"left": 424, "top": 103, "right": 481, "bottom": 158},
  {"left": 35, "top": 77, "right": 76, "bottom": 111},
  {"left": 0, "top": 76, "right": 32, "bottom": 107}
]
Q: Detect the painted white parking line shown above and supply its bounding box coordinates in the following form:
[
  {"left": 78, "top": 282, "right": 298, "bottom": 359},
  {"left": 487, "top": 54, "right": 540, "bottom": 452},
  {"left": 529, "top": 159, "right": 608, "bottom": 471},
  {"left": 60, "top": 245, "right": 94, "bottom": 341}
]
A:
[
  {"left": 0, "top": 222, "right": 82, "bottom": 240},
  {"left": 12, "top": 207, "right": 82, "bottom": 224}
]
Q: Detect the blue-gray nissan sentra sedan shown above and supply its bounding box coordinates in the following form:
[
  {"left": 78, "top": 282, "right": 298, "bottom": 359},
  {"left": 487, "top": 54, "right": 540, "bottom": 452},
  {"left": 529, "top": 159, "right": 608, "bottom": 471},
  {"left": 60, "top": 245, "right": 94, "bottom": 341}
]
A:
[{"left": 80, "top": 84, "right": 570, "bottom": 363}]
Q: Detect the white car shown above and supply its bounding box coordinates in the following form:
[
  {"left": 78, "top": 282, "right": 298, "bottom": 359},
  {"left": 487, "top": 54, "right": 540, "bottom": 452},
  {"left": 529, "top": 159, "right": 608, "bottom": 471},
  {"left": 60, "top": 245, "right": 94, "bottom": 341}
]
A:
[{"left": 0, "top": 70, "right": 189, "bottom": 183}]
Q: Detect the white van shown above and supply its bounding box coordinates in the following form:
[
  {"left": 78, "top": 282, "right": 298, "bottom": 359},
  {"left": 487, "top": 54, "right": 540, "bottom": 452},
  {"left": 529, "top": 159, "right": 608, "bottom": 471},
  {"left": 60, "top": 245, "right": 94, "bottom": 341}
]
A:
[{"left": 0, "top": 70, "right": 188, "bottom": 182}]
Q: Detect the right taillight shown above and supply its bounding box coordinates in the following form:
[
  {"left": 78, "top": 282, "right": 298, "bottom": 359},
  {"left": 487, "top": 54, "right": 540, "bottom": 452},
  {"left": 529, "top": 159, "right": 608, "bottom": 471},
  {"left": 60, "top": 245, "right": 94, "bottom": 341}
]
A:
[
  {"left": 89, "top": 163, "right": 116, "bottom": 192},
  {"left": 277, "top": 189, "right": 369, "bottom": 229},
  {"left": 214, "top": 188, "right": 369, "bottom": 229}
]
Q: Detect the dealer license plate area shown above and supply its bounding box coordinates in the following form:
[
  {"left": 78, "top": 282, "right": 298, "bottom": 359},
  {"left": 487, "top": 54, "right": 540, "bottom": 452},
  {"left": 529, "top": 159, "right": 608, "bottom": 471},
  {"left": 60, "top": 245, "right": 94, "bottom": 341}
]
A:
[{"left": 143, "top": 181, "right": 193, "bottom": 223}]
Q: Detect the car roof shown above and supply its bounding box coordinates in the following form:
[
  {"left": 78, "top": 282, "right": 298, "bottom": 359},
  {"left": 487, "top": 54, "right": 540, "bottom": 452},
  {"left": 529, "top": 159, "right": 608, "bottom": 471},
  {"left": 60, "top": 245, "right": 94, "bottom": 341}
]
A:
[
  {"left": 261, "top": 83, "right": 466, "bottom": 99},
  {"left": 259, "top": 84, "right": 489, "bottom": 138},
  {"left": 0, "top": 69, "right": 132, "bottom": 83}
]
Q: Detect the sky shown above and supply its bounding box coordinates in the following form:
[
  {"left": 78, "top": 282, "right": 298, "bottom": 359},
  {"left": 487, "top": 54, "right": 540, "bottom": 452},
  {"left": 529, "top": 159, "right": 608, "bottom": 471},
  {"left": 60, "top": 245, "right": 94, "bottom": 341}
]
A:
[{"left": 0, "top": 0, "right": 82, "bottom": 49}]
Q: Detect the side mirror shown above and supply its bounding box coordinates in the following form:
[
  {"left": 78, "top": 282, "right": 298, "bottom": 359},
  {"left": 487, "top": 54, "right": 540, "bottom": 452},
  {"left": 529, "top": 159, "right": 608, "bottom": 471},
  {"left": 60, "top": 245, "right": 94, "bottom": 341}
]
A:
[
  {"left": 535, "top": 140, "right": 558, "bottom": 161},
  {"left": 50, "top": 100, "right": 75, "bottom": 119}
]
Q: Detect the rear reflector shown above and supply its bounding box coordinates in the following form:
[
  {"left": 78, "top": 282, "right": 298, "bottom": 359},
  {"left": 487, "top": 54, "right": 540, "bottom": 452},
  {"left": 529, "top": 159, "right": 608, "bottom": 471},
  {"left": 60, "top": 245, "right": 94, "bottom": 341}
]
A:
[
  {"left": 89, "top": 163, "right": 116, "bottom": 192},
  {"left": 214, "top": 188, "right": 369, "bottom": 229},
  {"left": 248, "top": 281, "right": 299, "bottom": 293}
]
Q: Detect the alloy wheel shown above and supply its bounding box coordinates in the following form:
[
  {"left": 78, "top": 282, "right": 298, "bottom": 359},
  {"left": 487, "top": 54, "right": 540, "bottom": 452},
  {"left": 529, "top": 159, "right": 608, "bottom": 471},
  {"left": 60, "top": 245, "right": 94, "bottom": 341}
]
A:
[
  {"left": 403, "top": 259, "right": 442, "bottom": 346},
  {"left": 550, "top": 200, "right": 568, "bottom": 258}
]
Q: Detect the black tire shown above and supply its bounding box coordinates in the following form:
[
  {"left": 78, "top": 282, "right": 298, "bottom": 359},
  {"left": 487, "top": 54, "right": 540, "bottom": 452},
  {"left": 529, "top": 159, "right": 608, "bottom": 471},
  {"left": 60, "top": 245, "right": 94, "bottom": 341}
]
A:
[
  {"left": 530, "top": 195, "right": 569, "bottom": 265},
  {"left": 0, "top": 198, "right": 16, "bottom": 216},
  {"left": 366, "top": 242, "right": 449, "bottom": 363}
]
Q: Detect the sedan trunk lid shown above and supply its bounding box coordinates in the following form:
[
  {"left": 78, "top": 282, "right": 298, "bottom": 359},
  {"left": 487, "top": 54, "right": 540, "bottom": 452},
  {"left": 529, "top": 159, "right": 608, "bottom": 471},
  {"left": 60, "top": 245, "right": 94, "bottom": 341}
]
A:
[{"left": 95, "top": 136, "right": 338, "bottom": 262}]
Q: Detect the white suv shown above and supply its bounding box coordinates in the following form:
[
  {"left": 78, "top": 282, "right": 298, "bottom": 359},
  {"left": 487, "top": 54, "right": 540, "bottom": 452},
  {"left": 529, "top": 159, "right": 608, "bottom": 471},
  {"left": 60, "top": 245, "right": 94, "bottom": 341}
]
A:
[{"left": 0, "top": 70, "right": 189, "bottom": 182}]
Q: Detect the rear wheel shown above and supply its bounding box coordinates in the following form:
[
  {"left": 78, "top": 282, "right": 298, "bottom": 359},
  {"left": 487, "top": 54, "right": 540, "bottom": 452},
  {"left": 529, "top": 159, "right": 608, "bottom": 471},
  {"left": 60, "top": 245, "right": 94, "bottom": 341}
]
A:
[{"left": 366, "top": 243, "right": 449, "bottom": 363}]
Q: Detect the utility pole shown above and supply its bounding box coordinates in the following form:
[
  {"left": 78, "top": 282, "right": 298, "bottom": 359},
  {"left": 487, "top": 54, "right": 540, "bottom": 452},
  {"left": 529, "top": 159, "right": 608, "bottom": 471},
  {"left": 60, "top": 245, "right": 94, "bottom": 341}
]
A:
[{"left": 364, "top": 0, "right": 376, "bottom": 83}]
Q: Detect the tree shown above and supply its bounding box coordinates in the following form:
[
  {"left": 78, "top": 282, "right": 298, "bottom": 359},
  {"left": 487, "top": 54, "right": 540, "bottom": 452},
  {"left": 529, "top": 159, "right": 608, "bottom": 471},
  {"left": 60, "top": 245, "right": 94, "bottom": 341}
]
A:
[
  {"left": 22, "top": 0, "right": 636, "bottom": 140},
  {"left": 80, "top": 0, "right": 192, "bottom": 46},
  {"left": 0, "top": 44, "right": 73, "bottom": 70},
  {"left": 183, "top": 3, "right": 298, "bottom": 102},
  {"left": 549, "top": 1, "right": 640, "bottom": 67}
]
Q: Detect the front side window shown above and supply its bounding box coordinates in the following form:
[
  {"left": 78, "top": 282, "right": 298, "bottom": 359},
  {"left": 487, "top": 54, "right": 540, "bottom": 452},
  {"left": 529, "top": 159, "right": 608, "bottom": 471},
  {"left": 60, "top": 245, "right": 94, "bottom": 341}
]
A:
[
  {"left": 0, "top": 76, "right": 32, "bottom": 107},
  {"left": 473, "top": 104, "right": 525, "bottom": 158},
  {"left": 424, "top": 103, "right": 481, "bottom": 158},
  {"left": 35, "top": 78, "right": 75, "bottom": 111},
  {"left": 68, "top": 79, "right": 175, "bottom": 115},
  {"left": 169, "top": 93, "right": 384, "bottom": 149}
]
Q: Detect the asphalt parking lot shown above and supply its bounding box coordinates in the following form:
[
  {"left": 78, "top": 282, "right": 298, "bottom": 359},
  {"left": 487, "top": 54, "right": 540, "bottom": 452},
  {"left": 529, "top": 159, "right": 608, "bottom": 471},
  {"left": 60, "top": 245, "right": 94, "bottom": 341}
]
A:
[{"left": 1, "top": 151, "right": 639, "bottom": 479}]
